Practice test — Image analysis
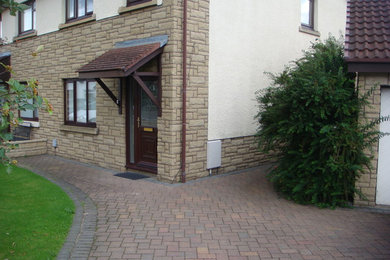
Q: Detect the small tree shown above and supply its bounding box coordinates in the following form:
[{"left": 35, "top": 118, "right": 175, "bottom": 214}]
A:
[{"left": 255, "top": 37, "right": 383, "bottom": 208}]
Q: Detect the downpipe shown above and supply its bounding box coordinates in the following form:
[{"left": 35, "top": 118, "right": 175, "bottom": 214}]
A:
[{"left": 181, "top": 0, "right": 188, "bottom": 183}]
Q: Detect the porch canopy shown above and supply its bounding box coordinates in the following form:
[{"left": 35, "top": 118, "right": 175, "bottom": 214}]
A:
[{"left": 78, "top": 35, "right": 168, "bottom": 114}]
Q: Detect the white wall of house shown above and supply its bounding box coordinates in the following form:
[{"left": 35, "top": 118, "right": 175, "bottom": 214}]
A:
[
  {"left": 2, "top": 10, "right": 17, "bottom": 43},
  {"left": 94, "top": 0, "right": 125, "bottom": 21},
  {"left": 208, "top": 0, "right": 347, "bottom": 140},
  {"left": 36, "top": 0, "right": 65, "bottom": 36}
]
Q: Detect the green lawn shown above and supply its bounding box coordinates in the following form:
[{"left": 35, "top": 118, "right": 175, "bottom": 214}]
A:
[{"left": 0, "top": 165, "right": 74, "bottom": 259}]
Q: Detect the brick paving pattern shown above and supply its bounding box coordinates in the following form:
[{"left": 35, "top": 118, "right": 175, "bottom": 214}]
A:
[{"left": 19, "top": 155, "right": 390, "bottom": 259}]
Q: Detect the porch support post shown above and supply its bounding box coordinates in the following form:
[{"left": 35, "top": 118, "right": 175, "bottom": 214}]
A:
[{"left": 118, "top": 78, "right": 124, "bottom": 115}]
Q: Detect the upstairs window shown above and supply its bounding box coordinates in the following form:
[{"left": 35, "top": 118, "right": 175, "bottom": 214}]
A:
[
  {"left": 19, "top": 0, "right": 36, "bottom": 35},
  {"left": 66, "top": 0, "right": 93, "bottom": 22},
  {"left": 64, "top": 79, "right": 96, "bottom": 127},
  {"left": 127, "top": 0, "right": 152, "bottom": 6},
  {"left": 301, "top": 0, "right": 314, "bottom": 29}
]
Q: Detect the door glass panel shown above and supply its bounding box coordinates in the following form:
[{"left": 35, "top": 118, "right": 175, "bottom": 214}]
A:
[
  {"left": 76, "top": 80, "right": 87, "bottom": 123},
  {"left": 140, "top": 79, "right": 158, "bottom": 128},
  {"left": 129, "top": 84, "right": 135, "bottom": 164}
]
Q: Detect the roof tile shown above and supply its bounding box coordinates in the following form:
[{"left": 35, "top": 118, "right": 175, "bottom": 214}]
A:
[
  {"left": 345, "top": 0, "right": 390, "bottom": 62},
  {"left": 78, "top": 43, "right": 161, "bottom": 74}
]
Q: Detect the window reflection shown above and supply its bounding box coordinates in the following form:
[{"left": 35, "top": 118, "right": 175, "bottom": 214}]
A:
[
  {"left": 65, "top": 79, "right": 96, "bottom": 126},
  {"left": 301, "top": 0, "right": 314, "bottom": 28}
]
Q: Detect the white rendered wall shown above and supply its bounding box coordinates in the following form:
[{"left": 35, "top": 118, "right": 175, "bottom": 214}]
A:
[
  {"left": 208, "top": 0, "right": 347, "bottom": 140},
  {"left": 2, "top": 9, "right": 17, "bottom": 43},
  {"left": 35, "top": 0, "right": 64, "bottom": 36},
  {"left": 95, "top": 0, "right": 125, "bottom": 21}
]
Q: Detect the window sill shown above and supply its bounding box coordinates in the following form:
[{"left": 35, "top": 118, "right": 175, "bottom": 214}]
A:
[
  {"left": 299, "top": 26, "right": 321, "bottom": 37},
  {"left": 60, "top": 124, "right": 99, "bottom": 135},
  {"left": 59, "top": 14, "right": 96, "bottom": 30},
  {"left": 13, "top": 30, "right": 37, "bottom": 41},
  {"left": 20, "top": 120, "right": 40, "bottom": 128},
  {"left": 118, "top": 0, "right": 162, "bottom": 15}
]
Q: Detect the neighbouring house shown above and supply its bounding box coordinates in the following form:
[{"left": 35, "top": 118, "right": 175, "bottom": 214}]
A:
[
  {"left": 0, "top": 0, "right": 347, "bottom": 182},
  {"left": 345, "top": 0, "right": 390, "bottom": 206}
]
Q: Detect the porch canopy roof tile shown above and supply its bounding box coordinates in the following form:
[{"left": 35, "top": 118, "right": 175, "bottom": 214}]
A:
[
  {"left": 78, "top": 35, "right": 168, "bottom": 78},
  {"left": 345, "top": 0, "right": 390, "bottom": 72}
]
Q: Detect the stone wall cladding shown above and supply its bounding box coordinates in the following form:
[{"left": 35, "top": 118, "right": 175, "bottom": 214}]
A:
[
  {"left": 217, "top": 135, "right": 271, "bottom": 175},
  {"left": 7, "top": 139, "right": 47, "bottom": 158},
  {"left": 182, "top": 0, "right": 210, "bottom": 181},
  {"left": 1, "top": 1, "right": 182, "bottom": 175},
  {"left": 156, "top": 0, "right": 210, "bottom": 182},
  {"left": 355, "top": 73, "right": 389, "bottom": 206}
]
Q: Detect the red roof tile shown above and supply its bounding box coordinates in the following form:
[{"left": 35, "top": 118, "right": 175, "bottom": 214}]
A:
[
  {"left": 78, "top": 43, "right": 161, "bottom": 77},
  {"left": 345, "top": 0, "right": 390, "bottom": 63}
]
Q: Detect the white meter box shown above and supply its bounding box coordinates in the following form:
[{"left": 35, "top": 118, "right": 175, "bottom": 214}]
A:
[{"left": 207, "top": 140, "right": 221, "bottom": 169}]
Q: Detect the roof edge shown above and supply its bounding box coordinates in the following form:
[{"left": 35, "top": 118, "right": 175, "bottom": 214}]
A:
[
  {"left": 115, "top": 35, "right": 168, "bottom": 49},
  {"left": 345, "top": 57, "right": 390, "bottom": 63},
  {"left": 347, "top": 62, "right": 390, "bottom": 73}
]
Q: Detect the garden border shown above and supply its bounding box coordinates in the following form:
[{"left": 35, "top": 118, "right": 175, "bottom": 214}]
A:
[{"left": 19, "top": 162, "right": 97, "bottom": 259}]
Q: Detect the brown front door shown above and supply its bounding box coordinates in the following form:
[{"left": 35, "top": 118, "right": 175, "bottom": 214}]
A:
[{"left": 127, "top": 76, "right": 159, "bottom": 173}]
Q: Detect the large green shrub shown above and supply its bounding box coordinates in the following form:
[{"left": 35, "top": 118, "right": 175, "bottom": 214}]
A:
[{"left": 256, "top": 37, "right": 381, "bottom": 208}]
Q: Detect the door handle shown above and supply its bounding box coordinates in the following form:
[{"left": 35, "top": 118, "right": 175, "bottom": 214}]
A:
[{"left": 137, "top": 117, "right": 140, "bottom": 128}]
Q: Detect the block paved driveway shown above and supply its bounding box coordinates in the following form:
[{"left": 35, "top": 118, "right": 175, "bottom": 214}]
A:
[{"left": 19, "top": 155, "right": 390, "bottom": 259}]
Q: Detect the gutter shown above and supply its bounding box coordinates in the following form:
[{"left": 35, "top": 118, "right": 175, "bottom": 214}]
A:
[{"left": 181, "top": 0, "right": 188, "bottom": 183}]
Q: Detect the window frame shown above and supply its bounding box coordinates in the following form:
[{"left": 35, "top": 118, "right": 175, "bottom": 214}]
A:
[
  {"left": 19, "top": 98, "right": 39, "bottom": 122},
  {"left": 17, "top": 81, "right": 39, "bottom": 122},
  {"left": 66, "top": 0, "right": 93, "bottom": 23},
  {"left": 64, "top": 79, "right": 97, "bottom": 128},
  {"left": 301, "top": 0, "right": 314, "bottom": 29},
  {"left": 0, "top": 84, "right": 9, "bottom": 133},
  {"left": 127, "top": 0, "right": 152, "bottom": 7},
  {"left": 0, "top": 13, "right": 3, "bottom": 40},
  {"left": 18, "top": 0, "right": 36, "bottom": 35}
]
